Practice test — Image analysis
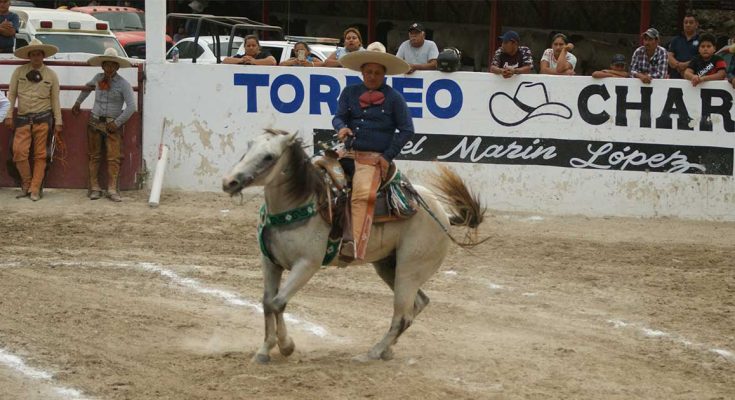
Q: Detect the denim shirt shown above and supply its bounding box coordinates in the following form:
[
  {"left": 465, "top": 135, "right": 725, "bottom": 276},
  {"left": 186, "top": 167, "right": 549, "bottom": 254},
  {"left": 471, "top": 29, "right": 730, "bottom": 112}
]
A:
[
  {"left": 332, "top": 83, "right": 414, "bottom": 162},
  {"left": 0, "top": 13, "right": 19, "bottom": 50}
]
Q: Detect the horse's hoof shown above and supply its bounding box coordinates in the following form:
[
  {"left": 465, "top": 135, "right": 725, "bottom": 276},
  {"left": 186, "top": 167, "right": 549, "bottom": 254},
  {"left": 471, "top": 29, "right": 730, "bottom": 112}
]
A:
[
  {"left": 279, "top": 337, "right": 295, "bottom": 357},
  {"left": 367, "top": 347, "right": 389, "bottom": 361},
  {"left": 252, "top": 353, "right": 271, "bottom": 364},
  {"left": 351, "top": 354, "right": 372, "bottom": 363}
]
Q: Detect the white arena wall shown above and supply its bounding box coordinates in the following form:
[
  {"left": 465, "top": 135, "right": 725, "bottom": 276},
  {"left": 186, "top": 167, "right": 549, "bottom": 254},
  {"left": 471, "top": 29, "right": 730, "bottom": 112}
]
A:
[{"left": 142, "top": 63, "right": 735, "bottom": 221}]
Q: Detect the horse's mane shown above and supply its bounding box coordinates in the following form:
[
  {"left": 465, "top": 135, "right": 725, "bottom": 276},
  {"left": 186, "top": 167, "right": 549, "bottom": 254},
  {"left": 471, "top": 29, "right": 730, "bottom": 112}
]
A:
[{"left": 266, "top": 129, "right": 327, "bottom": 206}]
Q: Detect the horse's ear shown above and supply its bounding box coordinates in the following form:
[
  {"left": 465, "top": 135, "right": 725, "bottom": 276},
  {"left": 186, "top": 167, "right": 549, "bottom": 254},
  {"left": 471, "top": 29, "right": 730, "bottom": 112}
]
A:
[{"left": 287, "top": 131, "right": 299, "bottom": 144}]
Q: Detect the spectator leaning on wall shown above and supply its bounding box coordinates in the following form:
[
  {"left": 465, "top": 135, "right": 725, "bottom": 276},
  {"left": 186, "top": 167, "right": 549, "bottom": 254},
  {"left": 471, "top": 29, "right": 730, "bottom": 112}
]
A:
[
  {"left": 667, "top": 13, "right": 700, "bottom": 79},
  {"left": 591, "top": 53, "right": 629, "bottom": 78},
  {"left": 72, "top": 48, "right": 137, "bottom": 202},
  {"left": 0, "top": 0, "right": 20, "bottom": 53},
  {"left": 684, "top": 33, "right": 727, "bottom": 87},
  {"left": 539, "top": 33, "right": 576, "bottom": 75},
  {"left": 630, "top": 28, "right": 668, "bottom": 83},
  {"left": 395, "top": 22, "right": 439, "bottom": 74},
  {"left": 490, "top": 30, "right": 533, "bottom": 78}
]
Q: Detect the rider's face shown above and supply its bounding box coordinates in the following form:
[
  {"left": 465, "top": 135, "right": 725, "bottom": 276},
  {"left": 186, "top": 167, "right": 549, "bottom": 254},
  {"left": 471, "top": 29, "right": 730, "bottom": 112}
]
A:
[{"left": 361, "top": 63, "right": 386, "bottom": 90}]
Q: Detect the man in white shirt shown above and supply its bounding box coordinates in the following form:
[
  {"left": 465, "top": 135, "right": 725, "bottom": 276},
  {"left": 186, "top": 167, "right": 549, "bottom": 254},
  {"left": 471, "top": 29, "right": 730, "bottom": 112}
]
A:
[{"left": 395, "top": 22, "right": 439, "bottom": 74}]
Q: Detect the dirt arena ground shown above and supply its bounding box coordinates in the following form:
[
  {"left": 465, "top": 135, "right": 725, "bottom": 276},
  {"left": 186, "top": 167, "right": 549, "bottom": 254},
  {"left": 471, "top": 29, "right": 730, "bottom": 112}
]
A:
[{"left": 1, "top": 187, "right": 733, "bottom": 400}]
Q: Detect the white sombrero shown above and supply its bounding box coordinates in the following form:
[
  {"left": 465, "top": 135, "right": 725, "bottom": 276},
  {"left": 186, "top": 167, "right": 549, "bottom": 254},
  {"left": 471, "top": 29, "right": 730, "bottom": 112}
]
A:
[
  {"left": 14, "top": 38, "right": 58, "bottom": 59},
  {"left": 88, "top": 48, "right": 132, "bottom": 68},
  {"left": 340, "top": 41, "right": 410, "bottom": 75}
]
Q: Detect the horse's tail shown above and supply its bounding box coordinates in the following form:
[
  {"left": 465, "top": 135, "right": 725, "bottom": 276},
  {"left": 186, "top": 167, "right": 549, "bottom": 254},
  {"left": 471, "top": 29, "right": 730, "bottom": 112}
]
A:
[{"left": 428, "top": 164, "right": 488, "bottom": 248}]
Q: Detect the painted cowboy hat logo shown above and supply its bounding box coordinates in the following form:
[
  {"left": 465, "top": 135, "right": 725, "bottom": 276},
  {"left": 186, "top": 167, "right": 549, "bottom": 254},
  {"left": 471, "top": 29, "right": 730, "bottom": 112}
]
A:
[{"left": 489, "top": 81, "right": 572, "bottom": 127}]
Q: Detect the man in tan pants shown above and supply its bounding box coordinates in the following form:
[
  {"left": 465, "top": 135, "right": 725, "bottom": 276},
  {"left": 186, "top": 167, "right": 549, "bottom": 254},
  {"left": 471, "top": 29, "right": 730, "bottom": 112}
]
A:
[
  {"left": 332, "top": 42, "right": 414, "bottom": 261},
  {"left": 4, "top": 39, "right": 62, "bottom": 201},
  {"left": 72, "top": 48, "right": 136, "bottom": 202}
]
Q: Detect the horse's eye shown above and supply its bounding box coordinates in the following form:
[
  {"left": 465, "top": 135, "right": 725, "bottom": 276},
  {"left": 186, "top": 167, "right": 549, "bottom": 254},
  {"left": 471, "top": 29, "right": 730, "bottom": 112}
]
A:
[{"left": 264, "top": 154, "right": 274, "bottom": 161}]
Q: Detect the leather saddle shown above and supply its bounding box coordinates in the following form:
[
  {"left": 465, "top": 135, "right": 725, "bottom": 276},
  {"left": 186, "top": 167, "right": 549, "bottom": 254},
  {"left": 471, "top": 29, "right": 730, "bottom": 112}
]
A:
[{"left": 312, "top": 154, "right": 419, "bottom": 238}]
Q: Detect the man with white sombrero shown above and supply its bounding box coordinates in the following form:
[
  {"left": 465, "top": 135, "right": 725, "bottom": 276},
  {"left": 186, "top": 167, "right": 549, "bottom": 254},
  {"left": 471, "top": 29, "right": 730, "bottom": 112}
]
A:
[
  {"left": 5, "top": 38, "right": 62, "bottom": 201},
  {"left": 72, "top": 48, "right": 136, "bottom": 202},
  {"left": 332, "top": 41, "right": 414, "bottom": 262}
]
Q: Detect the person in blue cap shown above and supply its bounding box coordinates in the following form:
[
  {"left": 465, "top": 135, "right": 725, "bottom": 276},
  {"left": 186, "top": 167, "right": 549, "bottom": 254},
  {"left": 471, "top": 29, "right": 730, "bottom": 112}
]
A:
[
  {"left": 490, "top": 30, "right": 533, "bottom": 78},
  {"left": 592, "top": 54, "right": 629, "bottom": 78}
]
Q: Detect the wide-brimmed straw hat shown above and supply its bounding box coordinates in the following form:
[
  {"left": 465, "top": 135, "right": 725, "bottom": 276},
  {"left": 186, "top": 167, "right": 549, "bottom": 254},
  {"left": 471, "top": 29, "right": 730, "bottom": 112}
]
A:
[
  {"left": 340, "top": 41, "right": 410, "bottom": 75},
  {"left": 14, "top": 38, "right": 58, "bottom": 59},
  {"left": 88, "top": 48, "right": 132, "bottom": 68}
]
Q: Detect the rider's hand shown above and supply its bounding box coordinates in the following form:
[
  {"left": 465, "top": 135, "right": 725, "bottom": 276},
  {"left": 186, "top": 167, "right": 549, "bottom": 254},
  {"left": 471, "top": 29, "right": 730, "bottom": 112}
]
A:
[
  {"left": 337, "top": 127, "right": 353, "bottom": 142},
  {"left": 4, "top": 117, "right": 13, "bottom": 130},
  {"left": 106, "top": 121, "right": 117, "bottom": 133},
  {"left": 378, "top": 156, "right": 390, "bottom": 180},
  {"left": 71, "top": 102, "right": 81, "bottom": 116},
  {"left": 54, "top": 125, "right": 62, "bottom": 135}
]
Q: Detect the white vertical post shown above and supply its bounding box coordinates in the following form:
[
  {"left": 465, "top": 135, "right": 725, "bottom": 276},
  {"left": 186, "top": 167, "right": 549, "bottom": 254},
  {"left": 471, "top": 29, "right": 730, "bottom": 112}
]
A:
[{"left": 145, "top": 0, "right": 167, "bottom": 64}]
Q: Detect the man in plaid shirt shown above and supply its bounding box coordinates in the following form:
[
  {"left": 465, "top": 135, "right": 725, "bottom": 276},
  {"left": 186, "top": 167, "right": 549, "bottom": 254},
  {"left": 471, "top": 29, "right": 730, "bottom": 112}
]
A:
[{"left": 630, "top": 28, "right": 668, "bottom": 83}]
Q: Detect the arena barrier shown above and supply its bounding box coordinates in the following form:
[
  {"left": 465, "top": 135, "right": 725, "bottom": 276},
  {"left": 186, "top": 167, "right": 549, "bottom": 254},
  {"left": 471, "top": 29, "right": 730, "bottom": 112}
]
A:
[
  {"left": 139, "top": 63, "right": 732, "bottom": 221},
  {"left": 0, "top": 59, "right": 143, "bottom": 190}
]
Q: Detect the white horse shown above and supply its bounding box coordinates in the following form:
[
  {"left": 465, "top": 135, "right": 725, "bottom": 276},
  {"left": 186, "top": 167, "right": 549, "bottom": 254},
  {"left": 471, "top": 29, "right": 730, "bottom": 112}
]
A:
[{"left": 222, "top": 129, "right": 485, "bottom": 363}]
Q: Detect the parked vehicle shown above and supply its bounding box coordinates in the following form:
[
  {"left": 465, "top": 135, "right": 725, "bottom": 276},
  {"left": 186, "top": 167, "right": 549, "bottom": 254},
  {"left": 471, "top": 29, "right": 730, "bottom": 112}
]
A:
[
  {"left": 71, "top": 5, "right": 173, "bottom": 58},
  {"left": 166, "top": 35, "right": 244, "bottom": 63},
  {"left": 11, "top": 6, "right": 127, "bottom": 56}
]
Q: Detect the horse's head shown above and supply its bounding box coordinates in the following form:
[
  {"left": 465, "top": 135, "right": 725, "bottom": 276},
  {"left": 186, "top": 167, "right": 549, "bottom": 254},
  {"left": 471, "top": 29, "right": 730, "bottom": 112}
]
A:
[{"left": 222, "top": 129, "right": 298, "bottom": 195}]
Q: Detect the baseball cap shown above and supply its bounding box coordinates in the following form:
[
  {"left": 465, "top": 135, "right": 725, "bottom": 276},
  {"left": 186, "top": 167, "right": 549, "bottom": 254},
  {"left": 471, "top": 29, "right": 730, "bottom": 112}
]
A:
[
  {"left": 408, "top": 23, "right": 424, "bottom": 32},
  {"left": 642, "top": 28, "right": 660, "bottom": 39},
  {"left": 499, "top": 30, "right": 520, "bottom": 43},
  {"left": 611, "top": 54, "right": 626, "bottom": 65}
]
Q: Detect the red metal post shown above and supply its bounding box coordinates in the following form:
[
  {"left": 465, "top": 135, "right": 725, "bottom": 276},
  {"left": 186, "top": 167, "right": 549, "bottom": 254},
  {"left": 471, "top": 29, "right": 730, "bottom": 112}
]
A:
[
  {"left": 262, "top": 0, "right": 270, "bottom": 39},
  {"left": 367, "top": 0, "right": 376, "bottom": 44},
  {"left": 640, "top": 0, "right": 651, "bottom": 43},
  {"left": 489, "top": 0, "right": 501, "bottom": 70}
]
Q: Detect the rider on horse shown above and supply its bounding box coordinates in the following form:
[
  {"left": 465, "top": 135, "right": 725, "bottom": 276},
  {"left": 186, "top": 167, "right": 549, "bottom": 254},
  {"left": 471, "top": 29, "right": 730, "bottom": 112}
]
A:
[{"left": 332, "top": 42, "right": 414, "bottom": 262}]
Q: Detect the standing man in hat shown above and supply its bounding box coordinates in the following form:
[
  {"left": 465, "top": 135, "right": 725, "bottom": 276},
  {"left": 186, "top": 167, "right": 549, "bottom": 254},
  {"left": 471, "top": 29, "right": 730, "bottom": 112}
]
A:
[
  {"left": 72, "top": 48, "right": 136, "bottom": 202},
  {"left": 630, "top": 28, "right": 668, "bottom": 83},
  {"left": 396, "top": 22, "right": 439, "bottom": 74},
  {"left": 332, "top": 42, "right": 413, "bottom": 262},
  {"left": 490, "top": 30, "right": 534, "bottom": 78},
  {"left": 5, "top": 39, "right": 62, "bottom": 201}
]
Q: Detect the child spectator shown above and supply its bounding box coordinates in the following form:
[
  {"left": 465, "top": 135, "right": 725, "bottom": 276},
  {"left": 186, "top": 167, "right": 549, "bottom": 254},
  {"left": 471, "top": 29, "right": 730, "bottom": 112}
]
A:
[
  {"left": 684, "top": 33, "right": 727, "bottom": 87},
  {"left": 592, "top": 54, "right": 629, "bottom": 78},
  {"left": 280, "top": 42, "right": 322, "bottom": 67},
  {"left": 539, "top": 33, "right": 576, "bottom": 75}
]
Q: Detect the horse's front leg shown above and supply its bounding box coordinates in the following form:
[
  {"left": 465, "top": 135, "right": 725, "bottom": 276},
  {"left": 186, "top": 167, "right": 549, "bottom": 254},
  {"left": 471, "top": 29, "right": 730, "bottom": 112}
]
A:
[
  {"left": 266, "top": 258, "right": 321, "bottom": 358},
  {"left": 254, "top": 258, "right": 283, "bottom": 364}
]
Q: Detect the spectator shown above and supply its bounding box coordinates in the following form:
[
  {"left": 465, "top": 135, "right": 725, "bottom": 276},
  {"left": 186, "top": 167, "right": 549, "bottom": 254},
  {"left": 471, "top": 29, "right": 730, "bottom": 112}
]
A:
[
  {"left": 323, "top": 27, "right": 364, "bottom": 67},
  {"left": 592, "top": 53, "right": 629, "bottom": 78},
  {"left": 716, "top": 36, "right": 735, "bottom": 89},
  {"left": 222, "top": 35, "right": 277, "bottom": 66},
  {"left": 539, "top": 33, "right": 576, "bottom": 75},
  {"left": 173, "top": 26, "right": 187, "bottom": 43},
  {"left": 5, "top": 39, "right": 63, "bottom": 202},
  {"left": 684, "top": 33, "right": 726, "bottom": 87},
  {"left": 280, "top": 41, "right": 323, "bottom": 67},
  {"left": 0, "top": 0, "right": 19, "bottom": 54},
  {"left": 395, "top": 22, "right": 439, "bottom": 74},
  {"left": 72, "top": 48, "right": 136, "bottom": 202},
  {"left": 630, "top": 28, "right": 668, "bottom": 83},
  {"left": 490, "top": 30, "right": 533, "bottom": 78},
  {"left": 667, "top": 13, "right": 700, "bottom": 79}
]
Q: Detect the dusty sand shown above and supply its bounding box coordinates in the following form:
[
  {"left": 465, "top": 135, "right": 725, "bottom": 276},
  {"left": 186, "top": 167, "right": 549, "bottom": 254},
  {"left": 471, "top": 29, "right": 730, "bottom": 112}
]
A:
[{"left": 1, "top": 187, "right": 733, "bottom": 400}]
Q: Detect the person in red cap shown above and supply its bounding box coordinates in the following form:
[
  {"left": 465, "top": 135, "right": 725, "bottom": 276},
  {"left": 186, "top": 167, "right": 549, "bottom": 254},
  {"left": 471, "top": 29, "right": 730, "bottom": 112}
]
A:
[{"left": 395, "top": 22, "right": 439, "bottom": 74}]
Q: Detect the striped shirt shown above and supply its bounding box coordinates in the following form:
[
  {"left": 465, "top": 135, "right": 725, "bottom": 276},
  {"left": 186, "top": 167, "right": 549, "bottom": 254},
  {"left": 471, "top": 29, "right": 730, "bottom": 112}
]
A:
[
  {"left": 75, "top": 73, "right": 136, "bottom": 128},
  {"left": 630, "top": 45, "right": 668, "bottom": 79}
]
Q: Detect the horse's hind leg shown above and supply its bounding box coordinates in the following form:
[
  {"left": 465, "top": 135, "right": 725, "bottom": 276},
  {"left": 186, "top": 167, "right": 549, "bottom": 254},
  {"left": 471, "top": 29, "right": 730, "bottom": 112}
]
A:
[
  {"left": 254, "top": 259, "right": 283, "bottom": 364},
  {"left": 373, "top": 255, "right": 430, "bottom": 317},
  {"left": 367, "top": 274, "right": 422, "bottom": 361}
]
